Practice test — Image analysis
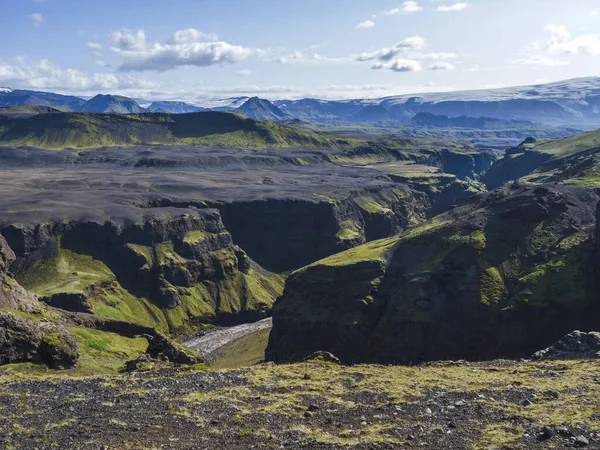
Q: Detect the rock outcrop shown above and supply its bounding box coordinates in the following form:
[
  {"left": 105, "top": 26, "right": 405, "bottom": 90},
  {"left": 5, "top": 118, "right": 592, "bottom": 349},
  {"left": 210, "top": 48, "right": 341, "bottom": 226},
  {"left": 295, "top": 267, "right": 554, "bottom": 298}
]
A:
[
  {"left": 0, "top": 312, "right": 78, "bottom": 369},
  {"left": 267, "top": 184, "right": 600, "bottom": 364},
  {"left": 0, "top": 236, "right": 38, "bottom": 311},
  {"left": 532, "top": 330, "right": 600, "bottom": 361}
]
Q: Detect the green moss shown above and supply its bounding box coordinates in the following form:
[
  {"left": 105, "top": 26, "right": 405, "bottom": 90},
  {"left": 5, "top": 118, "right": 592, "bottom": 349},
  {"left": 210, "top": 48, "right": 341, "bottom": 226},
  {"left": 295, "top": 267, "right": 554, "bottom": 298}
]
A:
[
  {"left": 516, "top": 247, "right": 588, "bottom": 307},
  {"left": 479, "top": 263, "right": 504, "bottom": 306},
  {"left": 336, "top": 220, "right": 362, "bottom": 241},
  {"left": 88, "top": 282, "right": 169, "bottom": 333},
  {"left": 41, "top": 333, "right": 60, "bottom": 347},
  {"left": 17, "top": 242, "right": 114, "bottom": 297},
  {"left": 154, "top": 242, "right": 187, "bottom": 266},
  {"left": 310, "top": 236, "right": 399, "bottom": 268},
  {"left": 69, "top": 328, "right": 148, "bottom": 375},
  {"left": 354, "top": 196, "right": 393, "bottom": 215},
  {"left": 211, "top": 328, "right": 270, "bottom": 369},
  {"left": 125, "top": 244, "right": 153, "bottom": 265},
  {"left": 525, "top": 221, "right": 556, "bottom": 256}
]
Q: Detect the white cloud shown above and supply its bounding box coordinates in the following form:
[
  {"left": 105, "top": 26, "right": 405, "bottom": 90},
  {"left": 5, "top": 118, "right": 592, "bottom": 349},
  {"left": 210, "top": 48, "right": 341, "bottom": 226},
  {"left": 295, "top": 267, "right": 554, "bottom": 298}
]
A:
[
  {"left": 513, "top": 55, "right": 570, "bottom": 67},
  {"left": 86, "top": 42, "right": 104, "bottom": 57},
  {"left": 514, "top": 25, "right": 600, "bottom": 67},
  {"left": 427, "top": 61, "right": 455, "bottom": 70},
  {"left": 169, "top": 28, "right": 218, "bottom": 44},
  {"left": 357, "top": 36, "right": 427, "bottom": 62},
  {"left": 0, "top": 57, "right": 158, "bottom": 93},
  {"left": 237, "top": 69, "right": 252, "bottom": 77},
  {"left": 268, "top": 50, "right": 349, "bottom": 65},
  {"left": 95, "top": 60, "right": 110, "bottom": 68},
  {"left": 110, "top": 28, "right": 255, "bottom": 71},
  {"left": 436, "top": 2, "right": 469, "bottom": 12},
  {"left": 355, "top": 20, "right": 376, "bottom": 30},
  {"left": 384, "top": 1, "right": 423, "bottom": 15},
  {"left": 28, "top": 13, "right": 44, "bottom": 27},
  {"left": 543, "top": 24, "right": 600, "bottom": 55},
  {"left": 372, "top": 59, "right": 422, "bottom": 72},
  {"left": 416, "top": 52, "right": 458, "bottom": 60},
  {"left": 110, "top": 30, "right": 147, "bottom": 52}
]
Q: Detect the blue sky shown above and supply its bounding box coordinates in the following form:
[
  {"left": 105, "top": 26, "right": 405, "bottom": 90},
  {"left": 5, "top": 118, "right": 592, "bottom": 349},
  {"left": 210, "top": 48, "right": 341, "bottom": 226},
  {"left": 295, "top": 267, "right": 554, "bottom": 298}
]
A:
[{"left": 1, "top": 0, "right": 600, "bottom": 103}]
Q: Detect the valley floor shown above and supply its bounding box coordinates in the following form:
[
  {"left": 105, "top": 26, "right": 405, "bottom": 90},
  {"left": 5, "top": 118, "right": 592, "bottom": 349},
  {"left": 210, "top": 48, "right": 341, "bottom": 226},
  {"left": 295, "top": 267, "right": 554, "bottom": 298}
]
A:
[{"left": 1, "top": 359, "right": 599, "bottom": 449}]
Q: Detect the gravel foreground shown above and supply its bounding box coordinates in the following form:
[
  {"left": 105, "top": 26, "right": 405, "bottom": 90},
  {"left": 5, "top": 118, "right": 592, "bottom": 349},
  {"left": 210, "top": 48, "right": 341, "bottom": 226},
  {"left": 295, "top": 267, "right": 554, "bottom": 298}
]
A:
[{"left": 1, "top": 359, "right": 599, "bottom": 449}]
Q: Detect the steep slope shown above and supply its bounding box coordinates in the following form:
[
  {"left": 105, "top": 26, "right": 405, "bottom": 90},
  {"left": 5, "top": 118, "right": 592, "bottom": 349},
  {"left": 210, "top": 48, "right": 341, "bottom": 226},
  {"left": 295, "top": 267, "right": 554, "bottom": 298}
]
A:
[
  {"left": 77, "top": 94, "right": 146, "bottom": 114},
  {"left": 0, "top": 236, "right": 38, "bottom": 311},
  {"left": 484, "top": 129, "right": 600, "bottom": 188},
  {"left": 0, "top": 111, "right": 353, "bottom": 149},
  {"left": 267, "top": 183, "right": 600, "bottom": 364},
  {"left": 237, "top": 97, "right": 290, "bottom": 121}
]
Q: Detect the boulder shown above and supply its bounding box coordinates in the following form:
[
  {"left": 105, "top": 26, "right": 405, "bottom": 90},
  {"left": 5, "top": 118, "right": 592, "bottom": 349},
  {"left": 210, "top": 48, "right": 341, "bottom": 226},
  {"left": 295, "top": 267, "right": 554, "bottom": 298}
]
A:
[
  {"left": 532, "top": 331, "right": 600, "bottom": 361},
  {"left": 0, "top": 312, "right": 79, "bottom": 369}
]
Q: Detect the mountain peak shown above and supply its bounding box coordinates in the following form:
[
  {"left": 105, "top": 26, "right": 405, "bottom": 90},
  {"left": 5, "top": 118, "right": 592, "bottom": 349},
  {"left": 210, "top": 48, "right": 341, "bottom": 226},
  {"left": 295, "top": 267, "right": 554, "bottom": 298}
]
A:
[
  {"left": 78, "top": 94, "right": 146, "bottom": 114},
  {"left": 237, "top": 97, "right": 290, "bottom": 121}
]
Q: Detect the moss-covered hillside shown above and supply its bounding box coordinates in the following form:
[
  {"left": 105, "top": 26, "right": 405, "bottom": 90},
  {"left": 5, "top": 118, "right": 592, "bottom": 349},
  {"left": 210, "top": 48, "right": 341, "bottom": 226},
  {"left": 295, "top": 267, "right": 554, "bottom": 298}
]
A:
[
  {"left": 267, "top": 183, "right": 600, "bottom": 364},
  {"left": 9, "top": 210, "right": 284, "bottom": 338},
  {"left": 0, "top": 110, "right": 354, "bottom": 150}
]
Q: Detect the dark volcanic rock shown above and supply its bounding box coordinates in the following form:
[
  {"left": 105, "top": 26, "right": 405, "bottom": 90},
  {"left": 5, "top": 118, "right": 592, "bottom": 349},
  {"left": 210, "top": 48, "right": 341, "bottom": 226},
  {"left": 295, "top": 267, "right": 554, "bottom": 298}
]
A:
[
  {"left": 267, "top": 184, "right": 600, "bottom": 364},
  {"left": 0, "top": 312, "right": 78, "bottom": 369},
  {"left": 532, "top": 330, "right": 600, "bottom": 361},
  {"left": 0, "top": 236, "right": 38, "bottom": 311}
]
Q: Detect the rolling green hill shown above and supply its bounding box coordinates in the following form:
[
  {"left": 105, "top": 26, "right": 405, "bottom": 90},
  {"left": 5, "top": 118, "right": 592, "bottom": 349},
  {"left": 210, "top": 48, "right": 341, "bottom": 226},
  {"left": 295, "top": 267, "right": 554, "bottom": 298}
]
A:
[{"left": 0, "top": 110, "right": 354, "bottom": 150}]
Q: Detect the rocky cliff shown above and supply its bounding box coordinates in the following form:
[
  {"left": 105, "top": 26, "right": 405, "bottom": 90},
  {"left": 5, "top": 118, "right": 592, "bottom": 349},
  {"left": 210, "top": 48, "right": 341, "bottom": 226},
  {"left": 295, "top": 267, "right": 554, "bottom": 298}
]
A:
[
  {"left": 4, "top": 208, "right": 284, "bottom": 336},
  {"left": 267, "top": 184, "right": 600, "bottom": 364}
]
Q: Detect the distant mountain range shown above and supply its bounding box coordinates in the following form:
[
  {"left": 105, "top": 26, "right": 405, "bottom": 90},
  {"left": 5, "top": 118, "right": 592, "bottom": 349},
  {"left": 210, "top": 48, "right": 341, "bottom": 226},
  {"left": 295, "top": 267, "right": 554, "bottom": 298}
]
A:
[
  {"left": 147, "top": 101, "right": 206, "bottom": 114},
  {"left": 408, "top": 112, "right": 537, "bottom": 130},
  {"left": 1, "top": 77, "right": 599, "bottom": 128}
]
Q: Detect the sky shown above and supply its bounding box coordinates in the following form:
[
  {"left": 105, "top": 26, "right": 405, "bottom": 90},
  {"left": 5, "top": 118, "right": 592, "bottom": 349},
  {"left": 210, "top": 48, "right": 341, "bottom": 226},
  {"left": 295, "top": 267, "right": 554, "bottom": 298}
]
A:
[{"left": 1, "top": 0, "right": 600, "bottom": 104}]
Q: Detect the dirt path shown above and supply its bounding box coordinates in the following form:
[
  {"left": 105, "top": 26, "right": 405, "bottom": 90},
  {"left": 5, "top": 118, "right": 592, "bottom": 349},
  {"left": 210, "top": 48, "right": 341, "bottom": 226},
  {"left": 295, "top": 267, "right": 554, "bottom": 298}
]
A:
[{"left": 181, "top": 318, "right": 272, "bottom": 360}]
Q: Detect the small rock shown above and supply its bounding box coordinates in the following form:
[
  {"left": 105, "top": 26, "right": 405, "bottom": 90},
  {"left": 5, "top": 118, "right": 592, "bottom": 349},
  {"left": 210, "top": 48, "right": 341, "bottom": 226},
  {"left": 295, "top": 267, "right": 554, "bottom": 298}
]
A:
[
  {"left": 304, "top": 411, "right": 313, "bottom": 418},
  {"left": 556, "top": 426, "right": 572, "bottom": 437},
  {"left": 520, "top": 398, "right": 534, "bottom": 406},
  {"left": 454, "top": 400, "right": 466, "bottom": 407},
  {"left": 448, "top": 422, "right": 457, "bottom": 429},
  {"left": 303, "top": 373, "right": 312, "bottom": 380},
  {"left": 424, "top": 408, "right": 432, "bottom": 415},
  {"left": 361, "top": 421, "right": 367, "bottom": 426},
  {"left": 406, "top": 434, "right": 415, "bottom": 441},
  {"left": 537, "top": 426, "right": 554, "bottom": 441},
  {"left": 307, "top": 404, "right": 319, "bottom": 412},
  {"left": 574, "top": 436, "right": 589, "bottom": 447}
]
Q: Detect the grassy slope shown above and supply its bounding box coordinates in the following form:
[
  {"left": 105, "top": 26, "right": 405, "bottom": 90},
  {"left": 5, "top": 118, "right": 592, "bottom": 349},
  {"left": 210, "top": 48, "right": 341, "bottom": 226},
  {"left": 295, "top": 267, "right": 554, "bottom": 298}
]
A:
[
  {"left": 211, "top": 328, "right": 271, "bottom": 369},
  {"left": 0, "top": 111, "right": 354, "bottom": 150},
  {"left": 514, "top": 130, "right": 600, "bottom": 186}
]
